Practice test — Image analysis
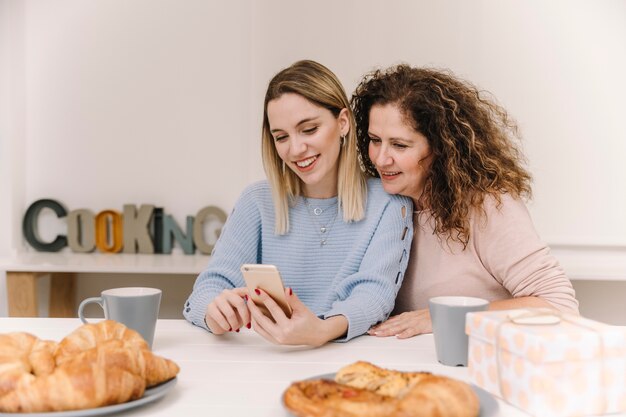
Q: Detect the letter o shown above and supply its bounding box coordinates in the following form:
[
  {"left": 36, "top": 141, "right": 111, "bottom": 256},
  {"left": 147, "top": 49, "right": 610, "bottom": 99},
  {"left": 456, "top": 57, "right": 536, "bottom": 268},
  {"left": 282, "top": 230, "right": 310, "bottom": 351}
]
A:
[
  {"left": 67, "top": 209, "right": 96, "bottom": 253},
  {"left": 95, "top": 210, "right": 124, "bottom": 253}
]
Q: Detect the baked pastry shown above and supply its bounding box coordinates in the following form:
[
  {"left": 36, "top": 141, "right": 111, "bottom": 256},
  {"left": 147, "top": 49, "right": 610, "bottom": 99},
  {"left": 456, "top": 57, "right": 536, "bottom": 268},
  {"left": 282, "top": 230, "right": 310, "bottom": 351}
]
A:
[
  {"left": 58, "top": 338, "right": 179, "bottom": 388},
  {"left": 0, "top": 345, "right": 146, "bottom": 412},
  {"left": 0, "top": 333, "right": 57, "bottom": 397},
  {"left": 335, "top": 361, "right": 432, "bottom": 397},
  {"left": 55, "top": 321, "right": 178, "bottom": 387},
  {"left": 29, "top": 339, "right": 58, "bottom": 376},
  {"left": 285, "top": 379, "right": 398, "bottom": 417},
  {"left": 0, "top": 320, "right": 179, "bottom": 413},
  {"left": 55, "top": 320, "right": 149, "bottom": 365},
  {"left": 283, "top": 361, "right": 479, "bottom": 417}
]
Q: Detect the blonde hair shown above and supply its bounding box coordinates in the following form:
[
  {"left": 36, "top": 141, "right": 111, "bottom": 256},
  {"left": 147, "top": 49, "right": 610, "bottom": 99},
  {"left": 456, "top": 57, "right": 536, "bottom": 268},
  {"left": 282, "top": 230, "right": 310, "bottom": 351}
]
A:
[{"left": 262, "top": 60, "right": 367, "bottom": 235}]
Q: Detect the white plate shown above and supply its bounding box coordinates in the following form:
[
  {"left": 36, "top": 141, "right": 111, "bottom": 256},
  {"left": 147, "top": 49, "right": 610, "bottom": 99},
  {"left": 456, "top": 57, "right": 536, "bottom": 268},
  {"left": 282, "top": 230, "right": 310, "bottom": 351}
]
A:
[
  {"left": 286, "top": 373, "right": 498, "bottom": 417},
  {"left": 0, "top": 377, "right": 177, "bottom": 417}
]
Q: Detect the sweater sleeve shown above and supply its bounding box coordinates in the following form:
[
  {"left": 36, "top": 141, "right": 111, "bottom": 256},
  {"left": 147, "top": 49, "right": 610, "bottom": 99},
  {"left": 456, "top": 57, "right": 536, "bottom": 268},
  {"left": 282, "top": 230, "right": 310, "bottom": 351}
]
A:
[
  {"left": 183, "top": 184, "right": 263, "bottom": 329},
  {"left": 322, "top": 194, "right": 413, "bottom": 341},
  {"left": 474, "top": 195, "right": 579, "bottom": 314}
]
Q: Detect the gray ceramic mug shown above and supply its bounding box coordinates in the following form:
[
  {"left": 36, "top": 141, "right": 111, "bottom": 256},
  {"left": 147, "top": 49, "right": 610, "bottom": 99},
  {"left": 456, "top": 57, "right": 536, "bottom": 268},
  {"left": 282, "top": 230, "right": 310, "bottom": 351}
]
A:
[
  {"left": 429, "top": 296, "right": 489, "bottom": 366},
  {"left": 78, "top": 287, "right": 162, "bottom": 348}
]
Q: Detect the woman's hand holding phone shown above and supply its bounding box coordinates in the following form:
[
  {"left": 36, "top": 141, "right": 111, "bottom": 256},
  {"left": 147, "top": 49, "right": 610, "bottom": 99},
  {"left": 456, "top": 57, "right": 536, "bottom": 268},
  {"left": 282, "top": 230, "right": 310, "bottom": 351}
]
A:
[
  {"left": 205, "top": 264, "right": 348, "bottom": 345},
  {"left": 248, "top": 288, "right": 348, "bottom": 347},
  {"left": 204, "top": 287, "right": 251, "bottom": 334}
]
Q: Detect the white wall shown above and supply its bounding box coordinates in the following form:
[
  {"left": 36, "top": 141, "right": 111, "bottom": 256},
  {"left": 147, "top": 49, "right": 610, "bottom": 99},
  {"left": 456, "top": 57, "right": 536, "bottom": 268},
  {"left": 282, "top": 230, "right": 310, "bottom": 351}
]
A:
[
  {"left": 1, "top": 0, "right": 625, "bottom": 320},
  {"left": 0, "top": 0, "right": 27, "bottom": 317},
  {"left": 250, "top": 0, "right": 626, "bottom": 245},
  {"left": 22, "top": 0, "right": 251, "bottom": 225}
]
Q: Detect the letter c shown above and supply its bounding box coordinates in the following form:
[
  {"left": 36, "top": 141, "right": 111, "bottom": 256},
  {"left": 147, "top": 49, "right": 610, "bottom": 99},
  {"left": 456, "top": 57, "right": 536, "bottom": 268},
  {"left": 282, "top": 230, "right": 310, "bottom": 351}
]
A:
[{"left": 22, "top": 199, "right": 68, "bottom": 252}]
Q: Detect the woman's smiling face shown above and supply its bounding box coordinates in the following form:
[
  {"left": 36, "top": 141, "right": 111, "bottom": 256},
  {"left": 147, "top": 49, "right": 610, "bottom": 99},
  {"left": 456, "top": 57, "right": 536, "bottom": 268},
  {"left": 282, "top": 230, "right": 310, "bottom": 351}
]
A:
[
  {"left": 368, "top": 103, "right": 432, "bottom": 205},
  {"left": 267, "top": 93, "right": 348, "bottom": 198}
]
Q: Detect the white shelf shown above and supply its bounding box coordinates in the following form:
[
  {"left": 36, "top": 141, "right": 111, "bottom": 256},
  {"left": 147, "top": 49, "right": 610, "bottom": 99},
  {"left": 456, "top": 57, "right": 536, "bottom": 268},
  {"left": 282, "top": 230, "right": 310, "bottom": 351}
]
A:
[
  {"left": 1, "top": 247, "right": 624, "bottom": 281},
  {"left": 0, "top": 252, "right": 210, "bottom": 274},
  {"left": 551, "top": 246, "right": 626, "bottom": 281}
]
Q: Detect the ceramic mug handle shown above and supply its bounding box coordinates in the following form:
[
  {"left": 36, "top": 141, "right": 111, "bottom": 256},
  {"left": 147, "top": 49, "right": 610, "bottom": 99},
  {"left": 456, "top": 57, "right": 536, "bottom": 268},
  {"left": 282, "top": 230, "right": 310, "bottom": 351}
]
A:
[{"left": 78, "top": 297, "right": 104, "bottom": 323}]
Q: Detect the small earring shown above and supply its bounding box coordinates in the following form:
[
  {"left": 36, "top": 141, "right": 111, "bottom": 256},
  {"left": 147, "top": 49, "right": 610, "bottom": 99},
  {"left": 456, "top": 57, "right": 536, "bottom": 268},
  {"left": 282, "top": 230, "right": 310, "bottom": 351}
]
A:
[
  {"left": 282, "top": 161, "right": 286, "bottom": 174},
  {"left": 340, "top": 135, "right": 346, "bottom": 147}
]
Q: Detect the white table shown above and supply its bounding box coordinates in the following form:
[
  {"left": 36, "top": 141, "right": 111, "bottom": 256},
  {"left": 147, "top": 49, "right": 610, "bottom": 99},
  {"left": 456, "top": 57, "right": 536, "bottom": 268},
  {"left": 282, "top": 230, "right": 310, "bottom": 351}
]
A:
[{"left": 0, "top": 318, "right": 534, "bottom": 417}]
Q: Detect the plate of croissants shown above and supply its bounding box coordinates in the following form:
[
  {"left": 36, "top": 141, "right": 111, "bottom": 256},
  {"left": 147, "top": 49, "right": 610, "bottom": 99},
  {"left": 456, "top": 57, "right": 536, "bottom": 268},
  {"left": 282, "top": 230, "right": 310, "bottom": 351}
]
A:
[
  {"left": 0, "top": 320, "right": 179, "bottom": 416},
  {"left": 283, "top": 361, "right": 498, "bottom": 417}
]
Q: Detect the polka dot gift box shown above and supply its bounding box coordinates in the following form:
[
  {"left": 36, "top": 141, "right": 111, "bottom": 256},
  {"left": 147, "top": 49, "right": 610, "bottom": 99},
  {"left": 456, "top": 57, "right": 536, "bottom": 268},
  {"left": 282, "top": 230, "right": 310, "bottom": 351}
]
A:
[{"left": 466, "top": 309, "right": 626, "bottom": 417}]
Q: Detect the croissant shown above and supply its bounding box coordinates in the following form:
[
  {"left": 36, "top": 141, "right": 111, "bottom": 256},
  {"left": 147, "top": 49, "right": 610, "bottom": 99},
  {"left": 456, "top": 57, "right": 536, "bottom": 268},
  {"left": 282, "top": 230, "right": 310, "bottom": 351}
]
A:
[
  {"left": 0, "top": 345, "right": 146, "bottom": 412},
  {"left": 0, "top": 333, "right": 57, "bottom": 397},
  {"left": 55, "top": 320, "right": 148, "bottom": 365},
  {"left": 0, "top": 320, "right": 179, "bottom": 413},
  {"left": 136, "top": 345, "right": 180, "bottom": 387},
  {"left": 29, "top": 339, "right": 58, "bottom": 376},
  {"left": 283, "top": 361, "right": 479, "bottom": 417},
  {"left": 69, "top": 339, "right": 179, "bottom": 388},
  {"left": 55, "top": 322, "right": 178, "bottom": 388}
]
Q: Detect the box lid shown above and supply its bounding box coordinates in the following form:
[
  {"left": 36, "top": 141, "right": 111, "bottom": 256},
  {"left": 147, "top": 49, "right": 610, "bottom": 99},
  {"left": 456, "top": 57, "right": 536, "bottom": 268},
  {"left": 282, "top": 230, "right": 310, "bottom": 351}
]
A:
[{"left": 466, "top": 309, "right": 626, "bottom": 364}]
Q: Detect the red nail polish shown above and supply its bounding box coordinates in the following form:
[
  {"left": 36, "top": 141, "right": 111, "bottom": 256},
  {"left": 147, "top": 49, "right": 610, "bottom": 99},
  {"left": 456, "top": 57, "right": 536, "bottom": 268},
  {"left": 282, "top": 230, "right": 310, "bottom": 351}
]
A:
[
  {"left": 228, "top": 327, "right": 232, "bottom": 332},
  {"left": 289, "top": 287, "right": 293, "bottom": 295},
  {"left": 244, "top": 294, "right": 248, "bottom": 301},
  {"left": 236, "top": 328, "right": 240, "bottom": 333},
  {"left": 246, "top": 322, "right": 251, "bottom": 329},
  {"left": 255, "top": 289, "right": 261, "bottom": 295}
]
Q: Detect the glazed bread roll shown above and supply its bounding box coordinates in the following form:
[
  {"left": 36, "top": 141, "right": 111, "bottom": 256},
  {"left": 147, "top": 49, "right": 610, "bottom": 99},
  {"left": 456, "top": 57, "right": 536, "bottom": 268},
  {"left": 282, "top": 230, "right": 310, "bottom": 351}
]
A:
[{"left": 283, "top": 361, "right": 479, "bottom": 417}]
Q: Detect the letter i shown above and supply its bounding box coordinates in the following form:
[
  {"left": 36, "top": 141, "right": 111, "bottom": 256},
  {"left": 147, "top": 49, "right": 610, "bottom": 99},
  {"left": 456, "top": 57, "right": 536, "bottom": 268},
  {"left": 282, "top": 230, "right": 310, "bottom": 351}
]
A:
[{"left": 153, "top": 207, "right": 164, "bottom": 254}]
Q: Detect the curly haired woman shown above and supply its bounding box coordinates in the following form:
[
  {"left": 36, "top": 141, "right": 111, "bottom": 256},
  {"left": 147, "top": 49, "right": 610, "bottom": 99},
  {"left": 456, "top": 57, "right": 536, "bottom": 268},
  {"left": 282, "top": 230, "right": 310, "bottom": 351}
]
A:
[{"left": 351, "top": 65, "right": 579, "bottom": 338}]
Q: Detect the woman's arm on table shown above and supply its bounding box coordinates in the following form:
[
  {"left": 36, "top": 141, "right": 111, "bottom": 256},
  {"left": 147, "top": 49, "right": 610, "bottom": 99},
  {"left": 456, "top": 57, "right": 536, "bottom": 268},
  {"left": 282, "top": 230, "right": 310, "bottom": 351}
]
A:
[{"left": 369, "top": 196, "right": 579, "bottom": 339}]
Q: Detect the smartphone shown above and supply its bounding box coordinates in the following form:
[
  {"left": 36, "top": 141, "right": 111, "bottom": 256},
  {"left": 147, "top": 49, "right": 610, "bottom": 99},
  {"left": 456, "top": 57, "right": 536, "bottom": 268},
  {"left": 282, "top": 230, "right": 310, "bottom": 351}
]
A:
[{"left": 240, "top": 264, "right": 293, "bottom": 319}]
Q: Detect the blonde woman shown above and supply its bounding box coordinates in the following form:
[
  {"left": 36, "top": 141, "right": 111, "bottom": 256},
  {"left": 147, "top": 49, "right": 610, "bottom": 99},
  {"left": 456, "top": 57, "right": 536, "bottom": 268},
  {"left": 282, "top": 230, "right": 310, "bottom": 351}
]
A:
[
  {"left": 351, "top": 65, "right": 579, "bottom": 339},
  {"left": 184, "top": 61, "right": 412, "bottom": 346}
]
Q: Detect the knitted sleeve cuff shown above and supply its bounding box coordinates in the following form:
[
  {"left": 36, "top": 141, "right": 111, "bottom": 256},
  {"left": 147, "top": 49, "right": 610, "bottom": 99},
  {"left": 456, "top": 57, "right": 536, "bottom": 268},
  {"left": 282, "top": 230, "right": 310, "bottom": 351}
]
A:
[
  {"left": 183, "top": 290, "right": 219, "bottom": 332},
  {"left": 323, "top": 302, "right": 371, "bottom": 342}
]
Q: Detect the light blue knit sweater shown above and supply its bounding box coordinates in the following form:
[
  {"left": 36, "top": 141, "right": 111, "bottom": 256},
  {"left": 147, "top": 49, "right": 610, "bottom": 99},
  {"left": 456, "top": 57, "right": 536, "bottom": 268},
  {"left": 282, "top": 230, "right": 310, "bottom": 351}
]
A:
[{"left": 183, "top": 178, "right": 413, "bottom": 341}]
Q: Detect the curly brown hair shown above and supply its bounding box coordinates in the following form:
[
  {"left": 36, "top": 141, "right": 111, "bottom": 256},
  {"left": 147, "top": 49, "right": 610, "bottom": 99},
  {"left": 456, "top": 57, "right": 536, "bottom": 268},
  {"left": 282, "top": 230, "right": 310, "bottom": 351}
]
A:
[{"left": 351, "top": 65, "right": 532, "bottom": 247}]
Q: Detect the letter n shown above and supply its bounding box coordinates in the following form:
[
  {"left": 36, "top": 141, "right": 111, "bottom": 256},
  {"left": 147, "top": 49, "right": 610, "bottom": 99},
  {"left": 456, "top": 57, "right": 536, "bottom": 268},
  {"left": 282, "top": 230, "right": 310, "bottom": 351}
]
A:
[{"left": 161, "top": 215, "right": 195, "bottom": 255}]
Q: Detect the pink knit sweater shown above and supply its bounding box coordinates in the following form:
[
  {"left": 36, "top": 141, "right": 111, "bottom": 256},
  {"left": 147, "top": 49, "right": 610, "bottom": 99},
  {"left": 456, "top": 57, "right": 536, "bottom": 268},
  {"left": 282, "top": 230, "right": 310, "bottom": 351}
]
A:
[{"left": 393, "top": 194, "right": 579, "bottom": 314}]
